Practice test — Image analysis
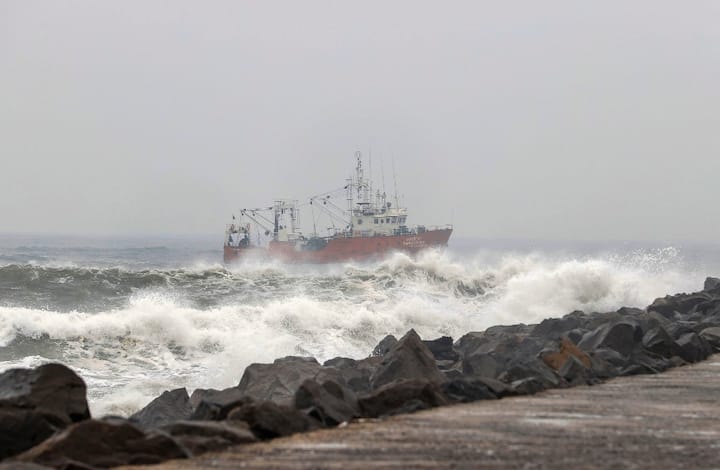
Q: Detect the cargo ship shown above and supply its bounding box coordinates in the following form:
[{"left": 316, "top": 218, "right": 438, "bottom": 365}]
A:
[{"left": 224, "top": 152, "right": 452, "bottom": 263}]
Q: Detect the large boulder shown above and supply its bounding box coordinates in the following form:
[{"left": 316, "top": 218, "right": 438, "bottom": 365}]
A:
[
  {"left": 160, "top": 420, "right": 257, "bottom": 455},
  {"left": 0, "top": 363, "right": 90, "bottom": 425},
  {"left": 440, "top": 378, "right": 497, "bottom": 403},
  {"left": 0, "top": 363, "right": 91, "bottom": 459},
  {"left": 454, "top": 325, "right": 533, "bottom": 359},
  {"left": 294, "top": 379, "right": 359, "bottom": 426},
  {"left": 647, "top": 292, "right": 713, "bottom": 319},
  {"left": 14, "top": 419, "right": 188, "bottom": 468},
  {"left": 496, "top": 358, "right": 564, "bottom": 390},
  {"left": 358, "top": 379, "right": 449, "bottom": 418},
  {"left": 641, "top": 326, "right": 682, "bottom": 359},
  {"left": 0, "top": 408, "right": 59, "bottom": 460},
  {"left": 578, "top": 320, "right": 643, "bottom": 357},
  {"left": 558, "top": 355, "right": 593, "bottom": 385},
  {"left": 531, "top": 312, "right": 587, "bottom": 340},
  {"left": 699, "top": 326, "right": 720, "bottom": 351},
  {"left": 369, "top": 330, "right": 448, "bottom": 389},
  {"left": 227, "top": 401, "right": 316, "bottom": 440},
  {"left": 676, "top": 332, "right": 712, "bottom": 363},
  {"left": 704, "top": 277, "right": 720, "bottom": 292},
  {"left": 237, "top": 356, "right": 344, "bottom": 405},
  {"left": 462, "top": 353, "right": 500, "bottom": 378},
  {"left": 422, "top": 336, "right": 459, "bottom": 361},
  {"left": 130, "top": 388, "right": 193, "bottom": 429},
  {"left": 322, "top": 356, "right": 382, "bottom": 394},
  {"left": 371, "top": 335, "right": 398, "bottom": 356},
  {"left": 540, "top": 337, "right": 591, "bottom": 371},
  {"left": 190, "top": 387, "right": 251, "bottom": 421}
]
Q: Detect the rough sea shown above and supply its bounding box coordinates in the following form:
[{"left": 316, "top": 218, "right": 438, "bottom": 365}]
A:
[{"left": 1, "top": 233, "right": 718, "bottom": 417}]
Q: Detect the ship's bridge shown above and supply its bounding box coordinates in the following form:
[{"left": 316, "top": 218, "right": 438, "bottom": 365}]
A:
[{"left": 352, "top": 206, "right": 409, "bottom": 237}]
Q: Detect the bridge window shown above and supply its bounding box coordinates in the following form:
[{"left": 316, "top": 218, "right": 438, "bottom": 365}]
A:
[{"left": 374, "top": 218, "right": 379, "bottom": 224}]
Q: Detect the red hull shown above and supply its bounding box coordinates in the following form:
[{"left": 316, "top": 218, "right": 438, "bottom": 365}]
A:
[{"left": 224, "top": 228, "right": 452, "bottom": 264}]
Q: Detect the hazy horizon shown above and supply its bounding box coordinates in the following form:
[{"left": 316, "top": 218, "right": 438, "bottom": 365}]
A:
[{"left": 2, "top": 1, "right": 718, "bottom": 241}]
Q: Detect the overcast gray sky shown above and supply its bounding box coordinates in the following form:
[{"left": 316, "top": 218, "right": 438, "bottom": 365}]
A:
[{"left": 1, "top": 1, "right": 718, "bottom": 241}]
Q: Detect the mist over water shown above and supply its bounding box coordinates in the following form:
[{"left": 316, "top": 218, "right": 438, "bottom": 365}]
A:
[{"left": 0, "top": 234, "right": 717, "bottom": 417}]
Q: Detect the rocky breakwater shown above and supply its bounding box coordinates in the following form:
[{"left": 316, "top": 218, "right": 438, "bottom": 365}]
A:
[{"left": 2, "top": 277, "right": 720, "bottom": 469}]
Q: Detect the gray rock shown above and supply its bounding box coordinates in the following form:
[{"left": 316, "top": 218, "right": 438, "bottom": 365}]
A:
[
  {"left": 227, "top": 401, "right": 317, "bottom": 440},
  {"left": 497, "top": 358, "right": 564, "bottom": 389},
  {"left": 578, "top": 320, "right": 643, "bottom": 357},
  {"left": 237, "top": 356, "right": 344, "bottom": 405},
  {"left": 677, "top": 332, "right": 712, "bottom": 363},
  {"left": 370, "top": 329, "right": 447, "bottom": 389},
  {"left": 558, "top": 355, "right": 592, "bottom": 385},
  {"left": 0, "top": 363, "right": 90, "bottom": 425},
  {"left": 642, "top": 326, "right": 682, "bottom": 358},
  {"left": 130, "top": 388, "right": 192, "bottom": 429},
  {"left": 699, "top": 326, "right": 720, "bottom": 351},
  {"left": 161, "top": 420, "right": 257, "bottom": 455},
  {"left": 190, "top": 387, "right": 251, "bottom": 421},
  {"left": 358, "top": 379, "right": 449, "bottom": 418},
  {"left": 703, "top": 277, "right": 720, "bottom": 292},
  {"left": 13, "top": 419, "right": 188, "bottom": 468},
  {"left": 372, "top": 335, "right": 398, "bottom": 356},
  {"left": 323, "top": 356, "right": 381, "bottom": 394},
  {"left": 295, "top": 379, "right": 359, "bottom": 426},
  {"left": 422, "top": 336, "right": 459, "bottom": 361},
  {"left": 0, "top": 408, "right": 59, "bottom": 460},
  {"left": 440, "top": 378, "right": 497, "bottom": 403},
  {"left": 462, "top": 353, "right": 500, "bottom": 378}
]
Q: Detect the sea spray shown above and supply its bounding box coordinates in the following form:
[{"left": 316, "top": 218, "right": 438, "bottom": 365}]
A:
[{"left": 0, "top": 246, "right": 707, "bottom": 416}]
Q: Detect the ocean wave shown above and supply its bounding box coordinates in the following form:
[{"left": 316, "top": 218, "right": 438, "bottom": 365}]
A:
[{"left": 0, "top": 246, "right": 704, "bottom": 416}]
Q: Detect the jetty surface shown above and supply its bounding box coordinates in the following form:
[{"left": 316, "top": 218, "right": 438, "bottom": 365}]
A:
[{"left": 135, "top": 355, "right": 720, "bottom": 469}]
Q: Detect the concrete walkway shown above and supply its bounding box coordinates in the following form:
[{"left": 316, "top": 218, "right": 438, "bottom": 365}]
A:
[{"left": 137, "top": 356, "right": 720, "bottom": 469}]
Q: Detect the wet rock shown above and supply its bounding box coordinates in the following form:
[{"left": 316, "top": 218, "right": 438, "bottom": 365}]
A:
[
  {"left": 0, "top": 363, "right": 90, "bottom": 425},
  {"left": 540, "top": 336, "right": 592, "bottom": 371},
  {"left": 676, "top": 332, "right": 712, "bottom": 363},
  {"left": 647, "top": 292, "right": 713, "bottom": 319},
  {"left": 497, "top": 358, "right": 564, "bottom": 389},
  {"left": 531, "top": 313, "right": 586, "bottom": 340},
  {"left": 14, "top": 419, "right": 188, "bottom": 468},
  {"left": 0, "top": 408, "right": 59, "bottom": 460},
  {"left": 372, "top": 335, "right": 398, "bottom": 356},
  {"left": 703, "top": 277, "right": 720, "bottom": 292},
  {"left": 0, "top": 463, "right": 53, "bottom": 470},
  {"left": 370, "top": 330, "right": 447, "bottom": 389},
  {"left": 642, "top": 326, "right": 682, "bottom": 358},
  {"left": 440, "top": 378, "right": 497, "bottom": 403},
  {"left": 422, "top": 336, "right": 459, "bottom": 361},
  {"left": 462, "top": 353, "right": 500, "bottom": 378},
  {"left": 188, "top": 388, "right": 220, "bottom": 410},
  {"left": 294, "top": 379, "right": 359, "bottom": 426},
  {"left": 160, "top": 420, "right": 257, "bottom": 455},
  {"left": 455, "top": 325, "right": 533, "bottom": 359},
  {"left": 130, "top": 388, "right": 193, "bottom": 429},
  {"left": 558, "top": 355, "right": 593, "bottom": 385},
  {"left": 578, "top": 320, "right": 643, "bottom": 357},
  {"left": 227, "top": 401, "right": 316, "bottom": 440},
  {"left": 190, "top": 387, "right": 251, "bottom": 421},
  {"left": 323, "top": 356, "right": 381, "bottom": 394},
  {"left": 509, "top": 377, "right": 547, "bottom": 395},
  {"left": 699, "top": 326, "right": 720, "bottom": 351},
  {"left": 237, "top": 356, "right": 344, "bottom": 405},
  {"left": 469, "top": 376, "right": 511, "bottom": 397},
  {"left": 358, "top": 379, "right": 449, "bottom": 418}
]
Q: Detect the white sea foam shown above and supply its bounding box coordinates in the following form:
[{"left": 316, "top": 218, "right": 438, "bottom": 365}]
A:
[{"left": 0, "top": 247, "right": 704, "bottom": 416}]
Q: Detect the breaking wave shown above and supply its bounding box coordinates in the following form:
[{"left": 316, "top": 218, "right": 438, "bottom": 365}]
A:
[{"left": 0, "top": 247, "right": 705, "bottom": 416}]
